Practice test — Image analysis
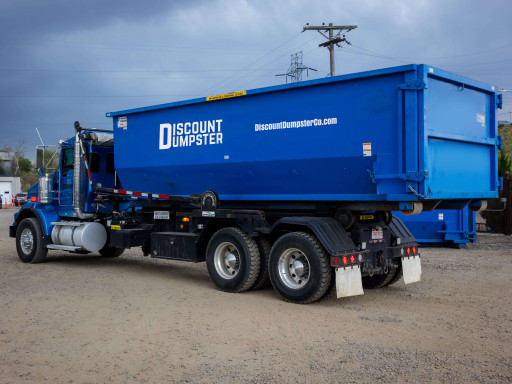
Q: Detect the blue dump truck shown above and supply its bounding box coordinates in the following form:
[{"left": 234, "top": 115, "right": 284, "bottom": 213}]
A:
[{"left": 10, "top": 64, "right": 502, "bottom": 303}]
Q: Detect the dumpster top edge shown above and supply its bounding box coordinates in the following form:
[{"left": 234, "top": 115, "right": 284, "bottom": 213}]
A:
[{"left": 105, "top": 64, "right": 495, "bottom": 118}]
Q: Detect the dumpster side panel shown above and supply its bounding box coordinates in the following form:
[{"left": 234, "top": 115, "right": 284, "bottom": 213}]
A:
[
  {"left": 113, "top": 70, "right": 412, "bottom": 201},
  {"left": 109, "top": 64, "right": 499, "bottom": 203}
]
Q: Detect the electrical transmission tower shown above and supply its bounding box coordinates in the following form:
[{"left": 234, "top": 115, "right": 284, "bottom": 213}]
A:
[
  {"left": 276, "top": 51, "right": 317, "bottom": 83},
  {"left": 302, "top": 23, "right": 357, "bottom": 77}
]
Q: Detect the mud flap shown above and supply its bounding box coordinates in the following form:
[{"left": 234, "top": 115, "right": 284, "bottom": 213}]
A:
[
  {"left": 402, "top": 255, "right": 422, "bottom": 284},
  {"left": 336, "top": 265, "right": 364, "bottom": 298}
]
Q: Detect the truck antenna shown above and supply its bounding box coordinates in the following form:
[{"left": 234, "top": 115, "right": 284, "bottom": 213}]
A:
[{"left": 35, "top": 126, "right": 45, "bottom": 146}]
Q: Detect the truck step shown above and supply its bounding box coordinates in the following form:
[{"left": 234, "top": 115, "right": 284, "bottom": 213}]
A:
[{"left": 46, "top": 244, "right": 82, "bottom": 251}]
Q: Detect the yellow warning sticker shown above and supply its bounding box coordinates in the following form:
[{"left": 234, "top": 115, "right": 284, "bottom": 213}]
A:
[
  {"left": 363, "top": 142, "right": 372, "bottom": 157},
  {"left": 110, "top": 225, "right": 121, "bottom": 230},
  {"left": 359, "top": 214, "right": 374, "bottom": 220},
  {"left": 207, "top": 90, "right": 246, "bottom": 101}
]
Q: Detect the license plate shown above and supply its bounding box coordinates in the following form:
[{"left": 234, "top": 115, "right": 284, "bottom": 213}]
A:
[{"left": 154, "top": 211, "right": 170, "bottom": 220}]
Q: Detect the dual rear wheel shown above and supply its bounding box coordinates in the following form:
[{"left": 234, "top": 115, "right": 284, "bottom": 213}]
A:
[{"left": 206, "top": 229, "right": 331, "bottom": 303}]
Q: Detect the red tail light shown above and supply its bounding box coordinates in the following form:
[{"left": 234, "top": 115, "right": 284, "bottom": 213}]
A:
[
  {"left": 406, "top": 247, "right": 411, "bottom": 255},
  {"left": 350, "top": 254, "right": 356, "bottom": 263},
  {"left": 342, "top": 256, "right": 348, "bottom": 265},
  {"left": 413, "top": 246, "right": 417, "bottom": 254},
  {"left": 333, "top": 257, "right": 340, "bottom": 265},
  {"left": 30, "top": 196, "right": 37, "bottom": 203}
]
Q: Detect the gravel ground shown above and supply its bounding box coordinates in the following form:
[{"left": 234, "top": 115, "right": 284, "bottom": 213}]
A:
[{"left": 0, "top": 207, "right": 511, "bottom": 383}]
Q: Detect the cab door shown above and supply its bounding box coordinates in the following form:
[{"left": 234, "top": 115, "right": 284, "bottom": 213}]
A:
[{"left": 59, "top": 147, "right": 75, "bottom": 206}]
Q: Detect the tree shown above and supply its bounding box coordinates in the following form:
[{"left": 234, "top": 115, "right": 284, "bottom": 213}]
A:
[
  {"left": 1, "top": 139, "right": 34, "bottom": 176},
  {"left": 17, "top": 156, "right": 33, "bottom": 175},
  {"left": 498, "top": 149, "right": 511, "bottom": 177}
]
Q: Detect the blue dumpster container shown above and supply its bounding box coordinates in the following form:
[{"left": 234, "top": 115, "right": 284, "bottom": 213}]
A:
[
  {"left": 107, "top": 64, "right": 500, "bottom": 209},
  {"left": 394, "top": 207, "right": 476, "bottom": 247}
]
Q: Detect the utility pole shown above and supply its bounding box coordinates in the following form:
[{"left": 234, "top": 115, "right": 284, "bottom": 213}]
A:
[
  {"left": 276, "top": 51, "right": 317, "bottom": 84},
  {"left": 302, "top": 23, "right": 357, "bottom": 77}
]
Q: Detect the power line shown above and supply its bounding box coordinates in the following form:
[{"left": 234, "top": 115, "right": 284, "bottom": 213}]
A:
[
  {"left": 336, "top": 47, "right": 409, "bottom": 64},
  {"left": 200, "top": 32, "right": 302, "bottom": 95},
  {"left": 0, "top": 68, "right": 281, "bottom": 73},
  {"left": 0, "top": 94, "right": 201, "bottom": 98},
  {"left": 353, "top": 42, "right": 512, "bottom": 61},
  {"left": 0, "top": 75, "right": 265, "bottom": 80},
  {"left": 342, "top": 43, "right": 512, "bottom": 67},
  {"left": 232, "top": 34, "right": 323, "bottom": 91},
  {"left": 2, "top": 40, "right": 287, "bottom": 55}
]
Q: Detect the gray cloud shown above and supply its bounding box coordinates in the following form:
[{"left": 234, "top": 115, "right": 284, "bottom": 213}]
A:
[{"left": 0, "top": 0, "right": 511, "bottom": 158}]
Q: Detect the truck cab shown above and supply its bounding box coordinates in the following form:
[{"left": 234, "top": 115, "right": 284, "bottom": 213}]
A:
[{"left": 10, "top": 125, "right": 121, "bottom": 263}]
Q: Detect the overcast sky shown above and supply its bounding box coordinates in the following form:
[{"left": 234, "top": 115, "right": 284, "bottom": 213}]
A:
[{"left": 1, "top": 0, "right": 511, "bottom": 159}]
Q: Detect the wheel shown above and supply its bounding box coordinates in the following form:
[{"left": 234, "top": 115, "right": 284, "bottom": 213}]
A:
[
  {"left": 251, "top": 237, "right": 272, "bottom": 290},
  {"left": 362, "top": 262, "right": 402, "bottom": 289},
  {"left": 16, "top": 218, "right": 48, "bottom": 263},
  {"left": 385, "top": 262, "right": 403, "bottom": 286},
  {"left": 99, "top": 244, "right": 124, "bottom": 258},
  {"left": 206, "top": 227, "right": 260, "bottom": 293},
  {"left": 269, "top": 232, "right": 331, "bottom": 304}
]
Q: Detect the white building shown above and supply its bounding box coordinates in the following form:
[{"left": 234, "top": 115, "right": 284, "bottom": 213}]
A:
[{"left": 0, "top": 176, "right": 21, "bottom": 206}]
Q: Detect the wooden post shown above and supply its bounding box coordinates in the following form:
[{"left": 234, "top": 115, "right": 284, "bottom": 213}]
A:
[{"left": 504, "top": 171, "right": 511, "bottom": 236}]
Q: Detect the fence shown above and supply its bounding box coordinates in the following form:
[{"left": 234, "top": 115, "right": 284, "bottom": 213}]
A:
[{"left": 504, "top": 172, "right": 511, "bottom": 235}]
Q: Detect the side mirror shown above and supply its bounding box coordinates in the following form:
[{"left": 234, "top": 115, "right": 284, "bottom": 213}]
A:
[{"left": 38, "top": 167, "right": 46, "bottom": 177}]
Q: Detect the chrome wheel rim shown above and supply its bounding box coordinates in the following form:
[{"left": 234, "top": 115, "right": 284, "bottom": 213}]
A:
[
  {"left": 277, "top": 248, "right": 310, "bottom": 289},
  {"left": 20, "top": 228, "right": 34, "bottom": 255},
  {"left": 214, "top": 242, "right": 240, "bottom": 279}
]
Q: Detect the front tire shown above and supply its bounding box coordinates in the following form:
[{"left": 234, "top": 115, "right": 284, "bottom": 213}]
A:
[
  {"left": 206, "top": 227, "right": 260, "bottom": 293},
  {"left": 269, "top": 232, "right": 331, "bottom": 304},
  {"left": 16, "top": 218, "right": 48, "bottom": 263}
]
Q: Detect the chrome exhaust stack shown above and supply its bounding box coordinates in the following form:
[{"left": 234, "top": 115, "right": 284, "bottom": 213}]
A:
[{"left": 73, "top": 121, "right": 94, "bottom": 219}]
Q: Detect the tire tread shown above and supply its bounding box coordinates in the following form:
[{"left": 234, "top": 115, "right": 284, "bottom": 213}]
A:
[{"left": 269, "top": 232, "right": 331, "bottom": 304}]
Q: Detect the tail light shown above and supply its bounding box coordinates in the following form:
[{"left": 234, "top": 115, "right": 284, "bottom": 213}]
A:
[
  {"left": 402, "top": 245, "right": 418, "bottom": 256},
  {"left": 30, "top": 196, "right": 37, "bottom": 203},
  {"left": 331, "top": 253, "right": 363, "bottom": 267}
]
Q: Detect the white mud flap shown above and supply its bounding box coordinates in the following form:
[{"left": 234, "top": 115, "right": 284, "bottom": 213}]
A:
[
  {"left": 402, "top": 255, "right": 422, "bottom": 284},
  {"left": 336, "top": 265, "right": 364, "bottom": 298}
]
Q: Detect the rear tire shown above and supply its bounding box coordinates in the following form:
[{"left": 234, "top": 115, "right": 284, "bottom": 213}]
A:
[
  {"left": 99, "top": 244, "right": 124, "bottom": 258},
  {"left": 251, "top": 237, "right": 272, "bottom": 290},
  {"left": 16, "top": 218, "right": 48, "bottom": 264},
  {"left": 385, "top": 262, "right": 403, "bottom": 286},
  {"left": 269, "top": 232, "right": 331, "bottom": 304},
  {"left": 362, "top": 262, "right": 402, "bottom": 289},
  {"left": 206, "top": 227, "right": 260, "bottom": 293}
]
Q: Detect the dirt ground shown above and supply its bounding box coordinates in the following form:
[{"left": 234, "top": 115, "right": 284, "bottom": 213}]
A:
[{"left": 0, "top": 207, "right": 511, "bottom": 383}]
